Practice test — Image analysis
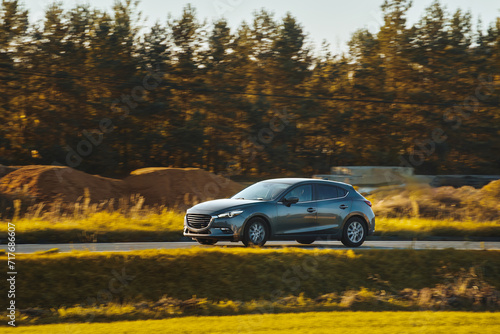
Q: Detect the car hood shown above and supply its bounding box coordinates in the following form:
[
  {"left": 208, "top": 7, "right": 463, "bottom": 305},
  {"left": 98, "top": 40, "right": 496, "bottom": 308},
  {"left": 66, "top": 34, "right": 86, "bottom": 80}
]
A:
[{"left": 187, "top": 199, "right": 263, "bottom": 214}]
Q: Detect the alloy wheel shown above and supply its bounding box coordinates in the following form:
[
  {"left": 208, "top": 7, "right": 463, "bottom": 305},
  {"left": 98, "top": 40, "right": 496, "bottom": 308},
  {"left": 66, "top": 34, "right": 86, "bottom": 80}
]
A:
[
  {"left": 347, "top": 221, "right": 364, "bottom": 243},
  {"left": 249, "top": 222, "right": 266, "bottom": 244}
]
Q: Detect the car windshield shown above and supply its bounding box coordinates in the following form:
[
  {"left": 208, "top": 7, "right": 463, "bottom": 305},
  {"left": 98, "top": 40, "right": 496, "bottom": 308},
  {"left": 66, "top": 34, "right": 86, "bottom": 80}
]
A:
[{"left": 232, "top": 182, "right": 290, "bottom": 201}]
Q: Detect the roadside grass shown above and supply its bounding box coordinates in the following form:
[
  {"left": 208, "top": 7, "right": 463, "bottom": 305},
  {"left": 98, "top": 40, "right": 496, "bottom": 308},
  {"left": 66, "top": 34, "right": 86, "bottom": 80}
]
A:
[
  {"left": 374, "top": 218, "right": 500, "bottom": 238},
  {"left": 3, "top": 311, "right": 500, "bottom": 334},
  {"left": 2, "top": 248, "right": 500, "bottom": 310},
  {"left": 4, "top": 213, "right": 499, "bottom": 244},
  {"left": 11, "top": 210, "right": 185, "bottom": 243}
]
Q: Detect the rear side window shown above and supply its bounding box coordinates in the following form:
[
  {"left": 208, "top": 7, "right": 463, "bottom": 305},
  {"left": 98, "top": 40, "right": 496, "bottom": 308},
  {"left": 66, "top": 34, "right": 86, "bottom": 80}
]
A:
[
  {"left": 316, "top": 184, "right": 347, "bottom": 200},
  {"left": 338, "top": 187, "right": 347, "bottom": 197}
]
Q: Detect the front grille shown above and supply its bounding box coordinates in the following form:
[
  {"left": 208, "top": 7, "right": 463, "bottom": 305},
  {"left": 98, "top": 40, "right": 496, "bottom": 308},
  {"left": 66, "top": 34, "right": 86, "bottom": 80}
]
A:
[{"left": 186, "top": 214, "right": 212, "bottom": 229}]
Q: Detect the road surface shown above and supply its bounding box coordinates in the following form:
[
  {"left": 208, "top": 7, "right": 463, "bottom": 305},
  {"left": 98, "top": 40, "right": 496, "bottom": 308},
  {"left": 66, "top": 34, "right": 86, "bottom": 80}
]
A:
[{"left": 14, "top": 240, "right": 499, "bottom": 253}]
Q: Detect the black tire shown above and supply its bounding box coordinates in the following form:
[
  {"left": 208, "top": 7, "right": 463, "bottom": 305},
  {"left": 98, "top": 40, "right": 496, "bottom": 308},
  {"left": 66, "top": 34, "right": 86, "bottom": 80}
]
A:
[
  {"left": 243, "top": 217, "right": 269, "bottom": 247},
  {"left": 296, "top": 238, "right": 315, "bottom": 245},
  {"left": 341, "top": 217, "right": 367, "bottom": 247},
  {"left": 196, "top": 238, "right": 218, "bottom": 245}
]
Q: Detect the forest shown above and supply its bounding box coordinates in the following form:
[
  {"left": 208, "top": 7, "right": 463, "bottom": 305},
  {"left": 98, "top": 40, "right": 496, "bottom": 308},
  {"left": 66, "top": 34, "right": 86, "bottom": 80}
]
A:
[{"left": 0, "top": 0, "right": 498, "bottom": 177}]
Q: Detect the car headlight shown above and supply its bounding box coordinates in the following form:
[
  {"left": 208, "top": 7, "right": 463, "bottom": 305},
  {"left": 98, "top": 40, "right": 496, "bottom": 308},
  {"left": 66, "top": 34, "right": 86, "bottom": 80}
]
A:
[{"left": 217, "top": 210, "right": 244, "bottom": 218}]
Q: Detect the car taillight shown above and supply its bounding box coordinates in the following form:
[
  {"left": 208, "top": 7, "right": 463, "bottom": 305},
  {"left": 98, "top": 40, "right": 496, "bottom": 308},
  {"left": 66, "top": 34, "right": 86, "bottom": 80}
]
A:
[{"left": 364, "top": 200, "right": 372, "bottom": 207}]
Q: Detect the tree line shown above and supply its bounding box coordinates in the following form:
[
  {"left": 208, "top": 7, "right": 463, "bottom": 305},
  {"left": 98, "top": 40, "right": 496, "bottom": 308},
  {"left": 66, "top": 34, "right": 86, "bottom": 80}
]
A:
[{"left": 0, "top": 0, "right": 499, "bottom": 177}]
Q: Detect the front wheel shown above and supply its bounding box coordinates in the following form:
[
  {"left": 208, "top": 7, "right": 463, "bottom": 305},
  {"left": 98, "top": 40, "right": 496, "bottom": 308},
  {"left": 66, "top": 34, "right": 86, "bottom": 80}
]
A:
[
  {"left": 341, "top": 218, "right": 367, "bottom": 247},
  {"left": 243, "top": 217, "right": 269, "bottom": 247},
  {"left": 196, "top": 238, "right": 218, "bottom": 245}
]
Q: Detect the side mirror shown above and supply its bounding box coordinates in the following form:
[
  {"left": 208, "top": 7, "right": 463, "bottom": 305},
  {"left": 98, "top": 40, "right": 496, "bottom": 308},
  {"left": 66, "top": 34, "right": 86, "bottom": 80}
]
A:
[{"left": 283, "top": 197, "right": 299, "bottom": 207}]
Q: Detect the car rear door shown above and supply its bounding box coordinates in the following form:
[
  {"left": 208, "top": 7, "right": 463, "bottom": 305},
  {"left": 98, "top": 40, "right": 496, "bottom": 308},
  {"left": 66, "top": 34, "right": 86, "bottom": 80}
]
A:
[{"left": 314, "top": 184, "right": 352, "bottom": 234}]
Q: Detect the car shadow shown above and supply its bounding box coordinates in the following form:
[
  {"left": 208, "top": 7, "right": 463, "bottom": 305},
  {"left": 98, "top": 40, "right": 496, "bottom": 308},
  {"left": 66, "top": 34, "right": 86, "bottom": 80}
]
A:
[{"left": 210, "top": 243, "right": 396, "bottom": 250}]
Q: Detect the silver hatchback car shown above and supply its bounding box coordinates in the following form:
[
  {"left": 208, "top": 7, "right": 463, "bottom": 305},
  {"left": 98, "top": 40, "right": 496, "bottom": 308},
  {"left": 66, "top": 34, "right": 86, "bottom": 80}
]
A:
[{"left": 184, "top": 178, "right": 375, "bottom": 247}]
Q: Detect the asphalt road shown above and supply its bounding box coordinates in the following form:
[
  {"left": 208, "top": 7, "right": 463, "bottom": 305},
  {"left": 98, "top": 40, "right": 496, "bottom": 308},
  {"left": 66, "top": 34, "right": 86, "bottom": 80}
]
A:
[{"left": 14, "top": 240, "right": 500, "bottom": 253}]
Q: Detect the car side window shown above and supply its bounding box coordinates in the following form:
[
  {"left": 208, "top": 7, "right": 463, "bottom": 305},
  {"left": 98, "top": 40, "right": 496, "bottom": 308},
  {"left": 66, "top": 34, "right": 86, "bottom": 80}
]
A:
[
  {"left": 285, "top": 185, "right": 312, "bottom": 202},
  {"left": 337, "top": 187, "right": 347, "bottom": 197},
  {"left": 316, "top": 184, "right": 346, "bottom": 200}
]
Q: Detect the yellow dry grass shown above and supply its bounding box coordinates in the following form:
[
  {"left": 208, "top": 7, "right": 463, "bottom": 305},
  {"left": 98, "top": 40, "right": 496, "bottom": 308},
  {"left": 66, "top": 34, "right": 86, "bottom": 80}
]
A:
[
  {"left": 12, "top": 209, "right": 185, "bottom": 243},
  {"left": 3, "top": 311, "right": 500, "bottom": 334}
]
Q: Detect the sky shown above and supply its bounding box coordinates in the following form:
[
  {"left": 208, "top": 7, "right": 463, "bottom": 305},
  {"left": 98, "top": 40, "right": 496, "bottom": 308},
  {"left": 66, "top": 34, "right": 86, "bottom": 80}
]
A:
[{"left": 21, "top": 0, "right": 500, "bottom": 53}]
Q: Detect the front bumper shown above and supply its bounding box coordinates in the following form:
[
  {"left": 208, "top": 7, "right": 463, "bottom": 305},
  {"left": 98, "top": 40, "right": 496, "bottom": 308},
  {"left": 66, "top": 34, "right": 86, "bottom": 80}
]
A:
[
  {"left": 183, "top": 228, "right": 238, "bottom": 241},
  {"left": 183, "top": 214, "right": 246, "bottom": 241}
]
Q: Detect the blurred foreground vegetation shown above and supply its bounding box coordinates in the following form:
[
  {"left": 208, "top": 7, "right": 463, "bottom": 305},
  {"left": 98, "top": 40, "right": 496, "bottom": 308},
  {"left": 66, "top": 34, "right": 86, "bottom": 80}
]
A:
[
  {"left": 1, "top": 248, "right": 500, "bottom": 325},
  {"left": 2, "top": 312, "right": 500, "bottom": 334},
  {"left": 3, "top": 248, "right": 500, "bottom": 307}
]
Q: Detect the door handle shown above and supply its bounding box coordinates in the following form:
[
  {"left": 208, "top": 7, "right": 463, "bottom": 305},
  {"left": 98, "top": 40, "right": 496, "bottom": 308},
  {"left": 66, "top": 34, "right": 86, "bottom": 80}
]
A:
[
  {"left": 307, "top": 208, "right": 316, "bottom": 213},
  {"left": 339, "top": 204, "right": 349, "bottom": 210}
]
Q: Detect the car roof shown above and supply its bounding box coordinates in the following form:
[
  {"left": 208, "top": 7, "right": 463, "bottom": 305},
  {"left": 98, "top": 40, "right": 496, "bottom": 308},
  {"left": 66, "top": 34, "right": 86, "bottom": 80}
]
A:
[{"left": 262, "top": 178, "right": 353, "bottom": 188}]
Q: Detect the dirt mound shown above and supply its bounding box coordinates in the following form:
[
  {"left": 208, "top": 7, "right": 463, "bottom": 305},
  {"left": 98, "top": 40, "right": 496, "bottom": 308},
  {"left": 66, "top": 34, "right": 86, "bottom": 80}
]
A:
[
  {"left": 0, "top": 165, "right": 243, "bottom": 207},
  {"left": 0, "top": 165, "right": 19, "bottom": 178},
  {"left": 125, "top": 167, "right": 243, "bottom": 206},
  {"left": 0, "top": 165, "right": 126, "bottom": 203}
]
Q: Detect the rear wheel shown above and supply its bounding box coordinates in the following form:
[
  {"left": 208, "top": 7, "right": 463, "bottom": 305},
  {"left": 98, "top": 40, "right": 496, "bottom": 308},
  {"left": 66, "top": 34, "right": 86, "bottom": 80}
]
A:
[
  {"left": 243, "top": 217, "right": 269, "bottom": 247},
  {"left": 296, "top": 238, "right": 315, "bottom": 245},
  {"left": 341, "top": 218, "right": 367, "bottom": 247},
  {"left": 196, "top": 238, "right": 217, "bottom": 245}
]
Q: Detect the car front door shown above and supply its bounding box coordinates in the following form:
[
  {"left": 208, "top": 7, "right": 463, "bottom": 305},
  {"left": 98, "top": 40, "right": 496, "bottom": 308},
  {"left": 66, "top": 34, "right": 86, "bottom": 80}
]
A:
[{"left": 275, "top": 184, "right": 317, "bottom": 235}]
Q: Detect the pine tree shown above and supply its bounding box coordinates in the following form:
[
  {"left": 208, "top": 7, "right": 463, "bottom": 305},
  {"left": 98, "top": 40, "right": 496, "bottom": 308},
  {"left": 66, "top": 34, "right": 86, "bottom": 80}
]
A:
[
  {"left": 0, "top": 0, "right": 28, "bottom": 164},
  {"left": 167, "top": 5, "right": 207, "bottom": 168}
]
